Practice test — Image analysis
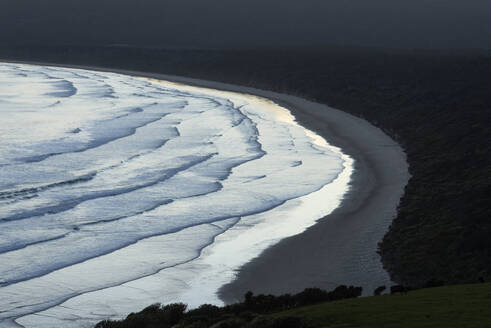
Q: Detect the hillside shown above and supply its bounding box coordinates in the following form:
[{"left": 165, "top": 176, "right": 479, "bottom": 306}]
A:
[
  {"left": 95, "top": 283, "right": 491, "bottom": 327},
  {"left": 275, "top": 283, "right": 491, "bottom": 328},
  {"left": 1, "top": 45, "right": 490, "bottom": 287}
]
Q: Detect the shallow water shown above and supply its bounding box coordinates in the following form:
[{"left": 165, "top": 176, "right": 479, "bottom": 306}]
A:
[{"left": 0, "top": 63, "right": 352, "bottom": 327}]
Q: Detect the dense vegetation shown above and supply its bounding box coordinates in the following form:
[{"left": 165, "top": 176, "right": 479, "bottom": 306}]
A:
[
  {"left": 95, "top": 285, "right": 362, "bottom": 328},
  {"left": 94, "top": 283, "right": 491, "bottom": 327},
  {"left": 1, "top": 45, "right": 490, "bottom": 286},
  {"left": 271, "top": 283, "right": 491, "bottom": 328}
]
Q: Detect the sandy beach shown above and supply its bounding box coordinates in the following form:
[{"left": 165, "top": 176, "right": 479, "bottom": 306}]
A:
[{"left": 4, "top": 61, "right": 409, "bottom": 302}]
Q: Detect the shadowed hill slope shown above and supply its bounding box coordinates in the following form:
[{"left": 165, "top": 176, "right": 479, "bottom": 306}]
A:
[{"left": 1, "top": 45, "right": 490, "bottom": 287}]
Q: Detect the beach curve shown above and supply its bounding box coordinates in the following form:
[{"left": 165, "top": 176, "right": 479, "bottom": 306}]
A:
[{"left": 1, "top": 61, "right": 409, "bottom": 322}]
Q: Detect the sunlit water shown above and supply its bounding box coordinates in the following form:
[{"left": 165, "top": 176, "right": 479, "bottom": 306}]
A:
[{"left": 0, "top": 63, "right": 352, "bottom": 328}]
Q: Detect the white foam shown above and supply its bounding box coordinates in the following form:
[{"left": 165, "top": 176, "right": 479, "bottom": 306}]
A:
[{"left": 0, "top": 63, "right": 353, "bottom": 327}]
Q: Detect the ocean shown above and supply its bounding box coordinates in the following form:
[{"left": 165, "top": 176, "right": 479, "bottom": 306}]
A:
[{"left": 0, "top": 63, "right": 352, "bottom": 327}]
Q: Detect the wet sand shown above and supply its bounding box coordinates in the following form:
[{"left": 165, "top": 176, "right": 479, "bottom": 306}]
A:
[{"left": 5, "top": 61, "right": 409, "bottom": 302}]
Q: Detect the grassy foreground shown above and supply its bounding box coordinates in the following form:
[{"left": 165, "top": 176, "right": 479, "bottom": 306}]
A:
[
  {"left": 96, "top": 283, "right": 491, "bottom": 327},
  {"left": 272, "top": 283, "right": 491, "bottom": 328}
]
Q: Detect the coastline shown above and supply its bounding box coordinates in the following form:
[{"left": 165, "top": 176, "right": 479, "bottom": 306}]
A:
[{"left": 2, "top": 61, "right": 409, "bottom": 303}]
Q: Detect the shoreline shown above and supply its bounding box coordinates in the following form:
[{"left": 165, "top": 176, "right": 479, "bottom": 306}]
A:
[{"left": 2, "top": 60, "right": 409, "bottom": 303}]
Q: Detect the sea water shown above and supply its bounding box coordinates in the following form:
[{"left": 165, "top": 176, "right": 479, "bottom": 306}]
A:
[{"left": 0, "top": 63, "right": 352, "bottom": 327}]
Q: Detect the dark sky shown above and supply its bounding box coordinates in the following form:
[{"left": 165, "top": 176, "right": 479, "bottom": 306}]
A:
[{"left": 1, "top": 0, "right": 491, "bottom": 49}]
